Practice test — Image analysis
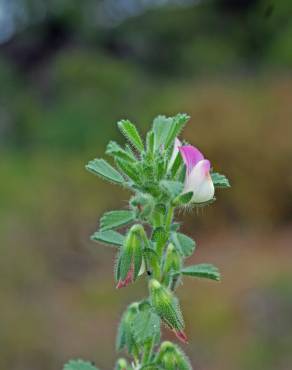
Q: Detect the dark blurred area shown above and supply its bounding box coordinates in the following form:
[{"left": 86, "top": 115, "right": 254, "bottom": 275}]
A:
[{"left": 1, "top": 1, "right": 292, "bottom": 370}]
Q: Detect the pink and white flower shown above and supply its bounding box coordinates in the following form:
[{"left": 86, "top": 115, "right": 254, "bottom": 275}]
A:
[{"left": 179, "top": 144, "right": 214, "bottom": 203}]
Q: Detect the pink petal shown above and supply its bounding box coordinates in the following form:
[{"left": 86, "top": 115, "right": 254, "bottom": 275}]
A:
[
  {"left": 116, "top": 265, "right": 134, "bottom": 289},
  {"left": 179, "top": 145, "right": 204, "bottom": 174},
  {"left": 174, "top": 329, "right": 188, "bottom": 344}
]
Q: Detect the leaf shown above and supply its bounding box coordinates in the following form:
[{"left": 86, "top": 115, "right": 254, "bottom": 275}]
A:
[
  {"left": 106, "top": 141, "right": 135, "bottom": 162},
  {"left": 117, "top": 119, "right": 144, "bottom": 152},
  {"left": 63, "top": 359, "right": 99, "bottom": 370},
  {"left": 85, "top": 159, "right": 124, "bottom": 184},
  {"left": 116, "top": 303, "right": 139, "bottom": 353},
  {"left": 91, "top": 230, "right": 125, "bottom": 246},
  {"left": 146, "top": 130, "right": 155, "bottom": 156},
  {"left": 172, "top": 191, "right": 193, "bottom": 206},
  {"left": 152, "top": 114, "right": 189, "bottom": 151},
  {"left": 211, "top": 172, "right": 231, "bottom": 188},
  {"left": 160, "top": 180, "right": 183, "bottom": 198},
  {"left": 180, "top": 263, "right": 221, "bottom": 281},
  {"left": 170, "top": 150, "right": 183, "bottom": 178},
  {"left": 132, "top": 309, "right": 161, "bottom": 344},
  {"left": 100, "top": 210, "right": 135, "bottom": 231},
  {"left": 116, "top": 158, "right": 141, "bottom": 184},
  {"left": 152, "top": 115, "right": 174, "bottom": 150},
  {"left": 164, "top": 113, "right": 190, "bottom": 149},
  {"left": 171, "top": 232, "right": 196, "bottom": 257}
]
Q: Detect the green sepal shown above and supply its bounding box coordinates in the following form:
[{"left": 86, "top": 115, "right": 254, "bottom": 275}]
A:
[
  {"left": 116, "top": 225, "right": 143, "bottom": 281},
  {"left": 163, "top": 244, "right": 181, "bottom": 274},
  {"left": 211, "top": 172, "right": 231, "bottom": 188},
  {"left": 149, "top": 279, "right": 184, "bottom": 332},
  {"left": 193, "top": 197, "right": 216, "bottom": 207},
  {"left": 180, "top": 263, "right": 221, "bottom": 281},
  {"left": 171, "top": 232, "right": 196, "bottom": 257},
  {"left": 117, "top": 245, "right": 132, "bottom": 282},
  {"left": 117, "top": 119, "right": 144, "bottom": 152},
  {"left": 143, "top": 247, "right": 160, "bottom": 279},
  {"left": 106, "top": 141, "right": 136, "bottom": 162},
  {"left": 156, "top": 342, "right": 192, "bottom": 370},
  {"left": 91, "top": 230, "right": 125, "bottom": 246},
  {"left": 85, "top": 158, "right": 124, "bottom": 184},
  {"left": 100, "top": 210, "right": 135, "bottom": 231},
  {"left": 170, "top": 222, "right": 181, "bottom": 232},
  {"left": 160, "top": 180, "right": 183, "bottom": 199},
  {"left": 172, "top": 191, "right": 193, "bottom": 206},
  {"left": 63, "top": 359, "right": 99, "bottom": 370}
]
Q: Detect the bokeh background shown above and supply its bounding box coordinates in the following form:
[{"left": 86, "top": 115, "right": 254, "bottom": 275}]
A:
[{"left": 1, "top": 1, "right": 292, "bottom": 369}]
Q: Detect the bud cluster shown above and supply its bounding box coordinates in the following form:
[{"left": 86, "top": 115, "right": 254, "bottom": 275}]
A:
[{"left": 64, "top": 114, "right": 230, "bottom": 370}]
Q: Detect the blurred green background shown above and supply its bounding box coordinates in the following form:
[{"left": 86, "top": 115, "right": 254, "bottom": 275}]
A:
[{"left": 1, "top": 1, "right": 292, "bottom": 369}]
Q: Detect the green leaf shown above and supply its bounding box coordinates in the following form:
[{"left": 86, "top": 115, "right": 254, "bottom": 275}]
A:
[
  {"left": 172, "top": 191, "right": 193, "bottom": 206},
  {"left": 116, "top": 158, "right": 141, "bottom": 184},
  {"left": 146, "top": 130, "right": 155, "bottom": 156},
  {"left": 86, "top": 159, "right": 124, "bottom": 184},
  {"left": 100, "top": 210, "right": 135, "bottom": 231},
  {"left": 180, "top": 263, "right": 221, "bottom": 281},
  {"left": 211, "top": 172, "right": 231, "bottom": 188},
  {"left": 132, "top": 309, "right": 161, "bottom": 344},
  {"left": 171, "top": 232, "right": 196, "bottom": 257},
  {"left": 160, "top": 180, "right": 183, "bottom": 198},
  {"left": 91, "top": 230, "right": 125, "bottom": 246},
  {"left": 152, "top": 115, "right": 174, "bottom": 150},
  {"left": 117, "top": 119, "right": 144, "bottom": 152},
  {"left": 164, "top": 113, "right": 190, "bottom": 149},
  {"left": 63, "top": 359, "right": 99, "bottom": 370},
  {"left": 170, "top": 150, "right": 183, "bottom": 179},
  {"left": 116, "top": 303, "right": 139, "bottom": 353},
  {"left": 106, "top": 141, "right": 135, "bottom": 162}
]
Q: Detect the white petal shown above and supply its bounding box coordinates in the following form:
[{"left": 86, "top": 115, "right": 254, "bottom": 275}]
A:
[
  {"left": 138, "top": 259, "right": 145, "bottom": 276},
  {"left": 184, "top": 160, "right": 215, "bottom": 203},
  {"left": 167, "top": 137, "right": 182, "bottom": 171}
]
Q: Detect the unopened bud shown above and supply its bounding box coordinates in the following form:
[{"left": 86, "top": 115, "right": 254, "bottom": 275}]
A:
[
  {"left": 164, "top": 243, "right": 181, "bottom": 274},
  {"left": 115, "top": 358, "right": 128, "bottom": 370},
  {"left": 156, "top": 341, "right": 192, "bottom": 370},
  {"left": 116, "top": 225, "right": 143, "bottom": 288},
  {"left": 149, "top": 279, "right": 185, "bottom": 342}
]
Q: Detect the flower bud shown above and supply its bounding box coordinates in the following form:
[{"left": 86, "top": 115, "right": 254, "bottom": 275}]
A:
[
  {"left": 164, "top": 243, "right": 181, "bottom": 273},
  {"left": 115, "top": 358, "right": 128, "bottom": 370},
  {"left": 149, "top": 279, "right": 186, "bottom": 343},
  {"left": 130, "top": 193, "right": 154, "bottom": 219},
  {"left": 116, "top": 225, "right": 143, "bottom": 289},
  {"left": 156, "top": 341, "right": 192, "bottom": 370},
  {"left": 162, "top": 244, "right": 181, "bottom": 286}
]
